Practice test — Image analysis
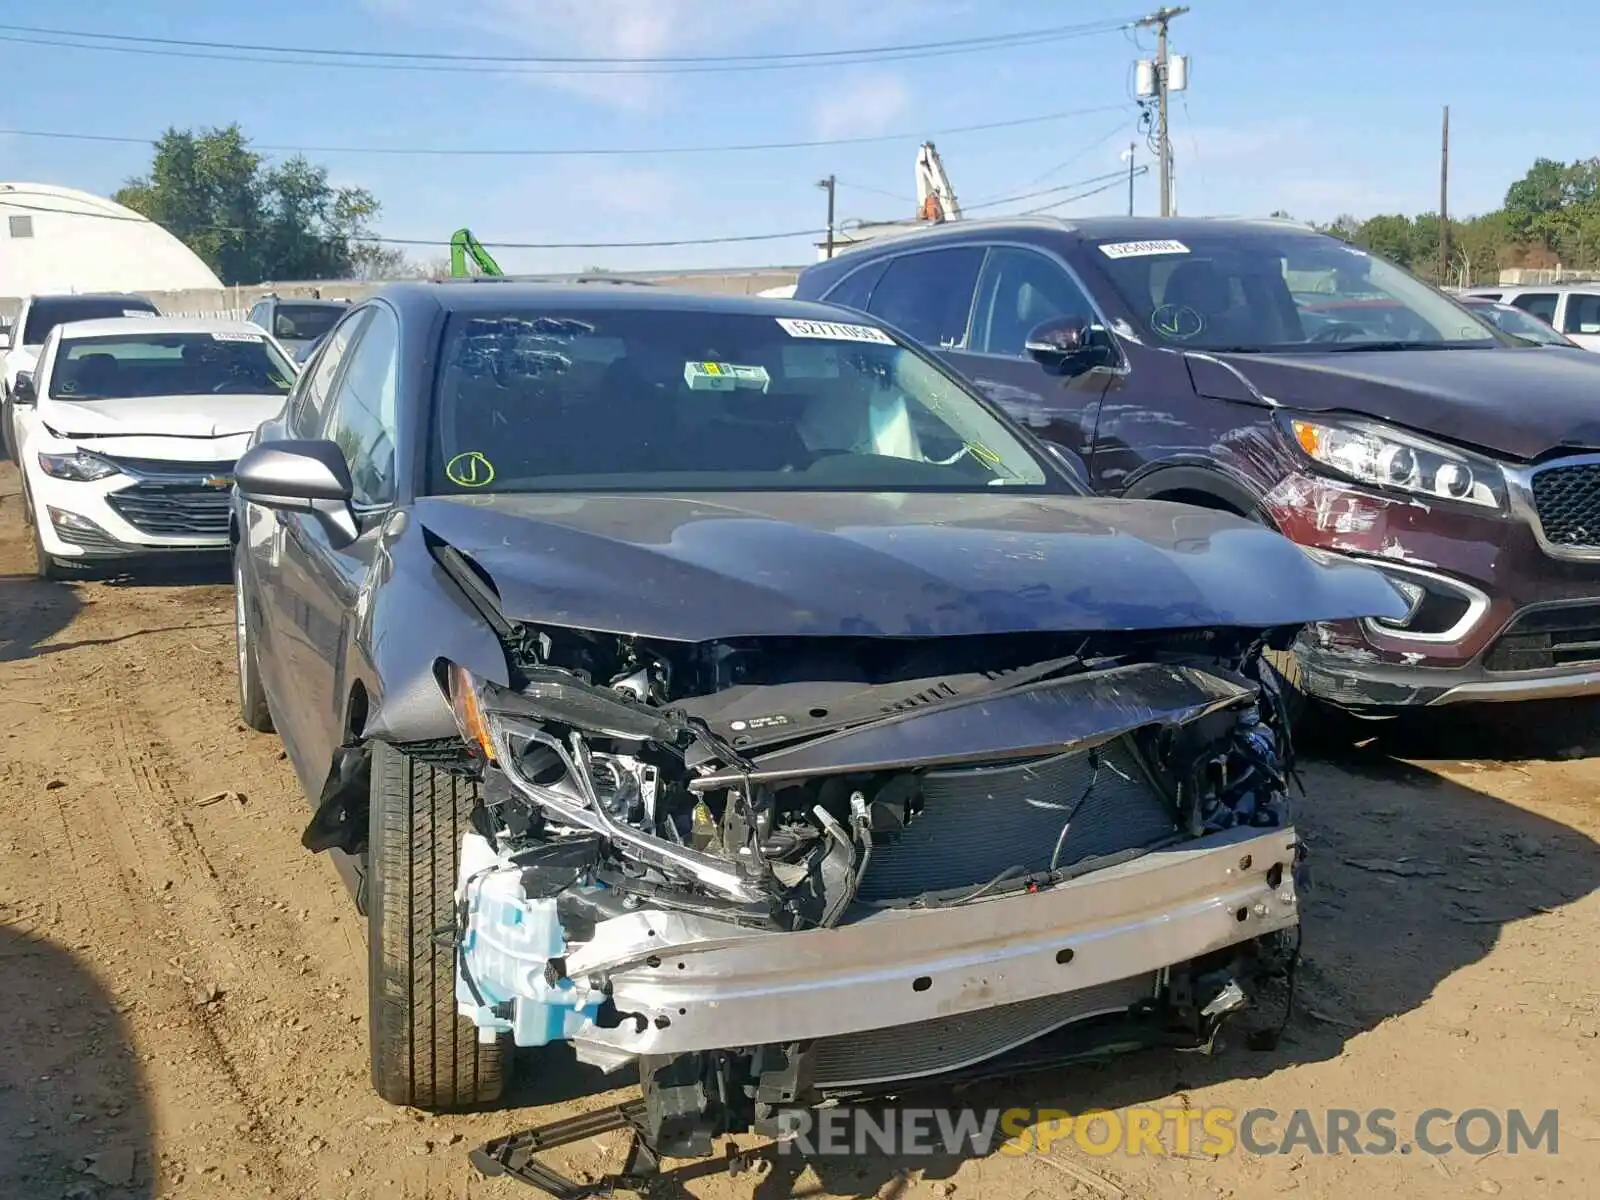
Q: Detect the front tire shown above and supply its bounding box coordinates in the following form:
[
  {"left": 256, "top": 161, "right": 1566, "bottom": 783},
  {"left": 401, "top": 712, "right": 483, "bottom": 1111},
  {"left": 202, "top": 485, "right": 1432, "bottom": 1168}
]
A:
[
  {"left": 367, "top": 740, "right": 509, "bottom": 1111},
  {"left": 234, "top": 555, "right": 274, "bottom": 732}
]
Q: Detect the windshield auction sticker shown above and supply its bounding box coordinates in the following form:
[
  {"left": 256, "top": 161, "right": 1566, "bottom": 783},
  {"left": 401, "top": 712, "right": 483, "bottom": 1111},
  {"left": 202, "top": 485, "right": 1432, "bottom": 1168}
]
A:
[
  {"left": 1098, "top": 239, "right": 1191, "bottom": 259},
  {"left": 776, "top": 317, "right": 895, "bottom": 344},
  {"left": 445, "top": 451, "right": 496, "bottom": 488},
  {"left": 211, "top": 331, "right": 263, "bottom": 342}
]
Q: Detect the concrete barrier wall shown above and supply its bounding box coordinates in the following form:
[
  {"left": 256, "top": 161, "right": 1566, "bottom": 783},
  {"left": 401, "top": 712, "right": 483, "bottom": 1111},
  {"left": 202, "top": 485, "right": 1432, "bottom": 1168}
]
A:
[{"left": 3, "top": 267, "right": 806, "bottom": 322}]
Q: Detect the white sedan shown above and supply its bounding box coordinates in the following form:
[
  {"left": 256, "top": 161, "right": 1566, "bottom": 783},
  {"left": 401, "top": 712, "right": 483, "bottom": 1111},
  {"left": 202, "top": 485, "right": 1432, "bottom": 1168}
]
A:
[{"left": 11, "top": 316, "right": 296, "bottom": 578}]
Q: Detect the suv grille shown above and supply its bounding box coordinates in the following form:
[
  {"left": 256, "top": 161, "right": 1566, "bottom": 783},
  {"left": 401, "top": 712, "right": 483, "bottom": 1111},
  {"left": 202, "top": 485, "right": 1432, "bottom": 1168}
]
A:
[
  {"left": 1483, "top": 603, "right": 1600, "bottom": 672},
  {"left": 107, "top": 483, "right": 231, "bottom": 539},
  {"left": 1531, "top": 463, "right": 1600, "bottom": 550}
]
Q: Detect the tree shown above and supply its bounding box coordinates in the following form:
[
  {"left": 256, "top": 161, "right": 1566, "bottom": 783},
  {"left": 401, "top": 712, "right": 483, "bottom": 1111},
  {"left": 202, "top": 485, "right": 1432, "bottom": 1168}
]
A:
[{"left": 116, "top": 125, "right": 384, "bottom": 285}]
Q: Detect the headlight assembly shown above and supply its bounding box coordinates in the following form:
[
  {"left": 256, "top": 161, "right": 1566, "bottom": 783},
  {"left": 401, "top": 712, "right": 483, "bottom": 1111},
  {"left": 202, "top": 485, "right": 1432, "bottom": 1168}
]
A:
[
  {"left": 36, "top": 449, "right": 120, "bottom": 482},
  {"left": 1284, "top": 415, "right": 1507, "bottom": 511}
]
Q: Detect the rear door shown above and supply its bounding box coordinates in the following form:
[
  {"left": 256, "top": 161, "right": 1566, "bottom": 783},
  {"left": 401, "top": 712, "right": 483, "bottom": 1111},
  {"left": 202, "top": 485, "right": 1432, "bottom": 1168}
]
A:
[
  {"left": 862, "top": 246, "right": 985, "bottom": 357},
  {"left": 940, "top": 244, "right": 1113, "bottom": 468},
  {"left": 1558, "top": 291, "right": 1600, "bottom": 352}
]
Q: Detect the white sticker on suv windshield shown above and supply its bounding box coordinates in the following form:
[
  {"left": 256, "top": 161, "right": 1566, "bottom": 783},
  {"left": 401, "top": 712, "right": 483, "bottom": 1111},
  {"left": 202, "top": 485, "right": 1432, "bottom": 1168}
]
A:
[
  {"left": 123, "top": 309, "right": 155, "bottom": 317},
  {"left": 776, "top": 317, "right": 894, "bottom": 344},
  {"left": 211, "top": 330, "right": 263, "bottom": 342},
  {"left": 1098, "top": 239, "right": 1191, "bottom": 259}
]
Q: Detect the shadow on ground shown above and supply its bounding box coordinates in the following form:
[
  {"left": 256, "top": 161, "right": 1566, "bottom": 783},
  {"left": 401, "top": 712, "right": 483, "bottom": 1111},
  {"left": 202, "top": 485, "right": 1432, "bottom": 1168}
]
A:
[{"left": 0, "top": 926, "right": 154, "bottom": 1199}]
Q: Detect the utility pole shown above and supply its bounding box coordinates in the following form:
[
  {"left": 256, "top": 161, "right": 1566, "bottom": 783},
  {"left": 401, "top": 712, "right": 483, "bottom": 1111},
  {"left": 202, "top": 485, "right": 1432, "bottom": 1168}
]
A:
[
  {"left": 817, "top": 175, "right": 837, "bottom": 259},
  {"left": 1136, "top": 7, "right": 1189, "bottom": 218},
  {"left": 1438, "top": 106, "right": 1450, "bottom": 286}
]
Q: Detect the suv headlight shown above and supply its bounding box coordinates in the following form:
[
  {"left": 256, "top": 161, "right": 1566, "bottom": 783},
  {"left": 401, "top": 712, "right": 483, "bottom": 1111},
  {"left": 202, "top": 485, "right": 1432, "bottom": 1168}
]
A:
[
  {"left": 1285, "top": 415, "right": 1507, "bottom": 511},
  {"left": 36, "top": 450, "right": 120, "bottom": 482}
]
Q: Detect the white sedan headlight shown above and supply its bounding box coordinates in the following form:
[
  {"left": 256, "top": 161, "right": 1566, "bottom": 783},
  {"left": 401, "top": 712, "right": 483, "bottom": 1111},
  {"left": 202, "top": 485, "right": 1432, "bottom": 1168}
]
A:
[{"left": 36, "top": 450, "right": 120, "bottom": 482}]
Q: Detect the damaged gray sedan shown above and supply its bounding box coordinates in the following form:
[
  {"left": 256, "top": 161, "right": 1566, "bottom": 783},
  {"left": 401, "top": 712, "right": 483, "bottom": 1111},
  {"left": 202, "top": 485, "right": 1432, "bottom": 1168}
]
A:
[{"left": 228, "top": 283, "right": 1407, "bottom": 1135}]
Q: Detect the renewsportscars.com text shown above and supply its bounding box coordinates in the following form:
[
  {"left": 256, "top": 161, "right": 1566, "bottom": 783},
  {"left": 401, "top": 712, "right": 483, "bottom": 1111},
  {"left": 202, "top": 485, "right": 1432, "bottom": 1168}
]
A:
[{"left": 772, "top": 1106, "right": 1560, "bottom": 1158}]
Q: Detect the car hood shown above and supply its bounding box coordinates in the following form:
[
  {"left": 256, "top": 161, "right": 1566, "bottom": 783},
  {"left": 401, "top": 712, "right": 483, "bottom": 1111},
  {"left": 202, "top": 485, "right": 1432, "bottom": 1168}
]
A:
[
  {"left": 37, "top": 393, "right": 284, "bottom": 440},
  {"left": 1205, "top": 347, "right": 1600, "bottom": 461},
  {"left": 414, "top": 491, "right": 1408, "bottom": 641}
]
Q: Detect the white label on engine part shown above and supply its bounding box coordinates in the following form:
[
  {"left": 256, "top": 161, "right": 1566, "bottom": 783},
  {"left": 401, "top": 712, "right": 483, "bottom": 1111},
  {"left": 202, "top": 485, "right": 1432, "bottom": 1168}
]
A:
[
  {"left": 1097, "top": 239, "right": 1191, "bottom": 259},
  {"left": 776, "top": 317, "right": 894, "bottom": 344},
  {"left": 212, "top": 330, "right": 263, "bottom": 342}
]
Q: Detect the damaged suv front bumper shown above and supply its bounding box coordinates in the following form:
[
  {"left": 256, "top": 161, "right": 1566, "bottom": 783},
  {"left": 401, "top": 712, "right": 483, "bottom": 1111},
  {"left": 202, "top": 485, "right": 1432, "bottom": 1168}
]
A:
[{"left": 456, "top": 823, "right": 1300, "bottom": 1065}]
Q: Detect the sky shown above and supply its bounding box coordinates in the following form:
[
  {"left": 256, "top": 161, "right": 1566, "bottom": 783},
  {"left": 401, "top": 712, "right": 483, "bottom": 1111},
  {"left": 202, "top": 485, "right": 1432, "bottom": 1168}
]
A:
[{"left": 2, "top": 0, "right": 1598, "bottom": 276}]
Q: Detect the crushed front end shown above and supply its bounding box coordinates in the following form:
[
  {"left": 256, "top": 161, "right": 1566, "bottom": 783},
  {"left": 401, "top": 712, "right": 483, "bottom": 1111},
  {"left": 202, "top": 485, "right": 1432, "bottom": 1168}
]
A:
[{"left": 438, "top": 616, "right": 1308, "bottom": 1132}]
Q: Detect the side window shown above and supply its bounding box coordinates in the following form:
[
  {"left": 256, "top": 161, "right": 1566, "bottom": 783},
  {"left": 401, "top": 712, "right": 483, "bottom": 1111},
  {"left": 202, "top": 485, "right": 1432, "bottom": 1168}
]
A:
[
  {"left": 247, "top": 302, "right": 267, "bottom": 330},
  {"left": 321, "top": 306, "right": 399, "bottom": 507},
  {"left": 970, "top": 247, "right": 1098, "bottom": 357},
  {"left": 823, "top": 257, "right": 891, "bottom": 313},
  {"left": 866, "top": 247, "right": 985, "bottom": 348},
  {"left": 1511, "top": 292, "right": 1559, "bottom": 324},
  {"left": 1561, "top": 293, "right": 1600, "bottom": 335},
  {"left": 289, "top": 309, "right": 371, "bottom": 438}
]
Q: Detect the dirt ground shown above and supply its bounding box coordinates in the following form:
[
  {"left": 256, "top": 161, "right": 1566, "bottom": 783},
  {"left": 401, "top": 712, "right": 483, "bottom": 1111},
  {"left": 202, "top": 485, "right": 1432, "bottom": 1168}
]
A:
[{"left": 1, "top": 461, "right": 1596, "bottom": 1200}]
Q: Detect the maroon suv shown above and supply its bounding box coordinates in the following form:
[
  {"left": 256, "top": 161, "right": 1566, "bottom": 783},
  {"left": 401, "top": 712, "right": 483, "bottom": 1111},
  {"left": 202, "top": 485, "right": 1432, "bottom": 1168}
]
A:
[{"left": 795, "top": 216, "right": 1600, "bottom": 710}]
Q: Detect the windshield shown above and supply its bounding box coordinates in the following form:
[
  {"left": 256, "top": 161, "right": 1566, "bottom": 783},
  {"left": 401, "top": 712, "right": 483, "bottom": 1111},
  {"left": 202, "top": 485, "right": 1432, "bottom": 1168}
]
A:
[
  {"left": 271, "top": 304, "right": 345, "bottom": 343},
  {"left": 1466, "top": 300, "right": 1576, "bottom": 346},
  {"left": 23, "top": 297, "right": 158, "bottom": 346},
  {"left": 1089, "top": 233, "right": 1502, "bottom": 351},
  {"left": 427, "top": 308, "right": 1052, "bottom": 494},
  {"left": 49, "top": 332, "right": 295, "bottom": 400}
]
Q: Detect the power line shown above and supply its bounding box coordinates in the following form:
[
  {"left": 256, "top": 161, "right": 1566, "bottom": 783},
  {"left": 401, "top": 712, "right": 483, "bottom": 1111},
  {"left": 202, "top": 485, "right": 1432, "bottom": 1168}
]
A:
[
  {"left": 0, "top": 104, "right": 1133, "bottom": 159},
  {"left": 0, "top": 18, "right": 1141, "bottom": 76},
  {"left": 1019, "top": 169, "right": 1148, "bottom": 215},
  {"left": 961, "top": 168, "right": 1137, "bottom": 214},
  {"left": 0, "top": 195, "right": 827, "bottom": 250}
]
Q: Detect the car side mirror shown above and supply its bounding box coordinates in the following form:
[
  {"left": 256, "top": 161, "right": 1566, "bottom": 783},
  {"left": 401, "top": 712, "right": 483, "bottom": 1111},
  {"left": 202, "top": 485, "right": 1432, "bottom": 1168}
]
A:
[
  {"left": 12, "top": 371, "right": 36, "bottom": 405},
  {"left": 235, "top": 439, "right": 359, "bottom": 548},
  {"left": 1043, "top": 442, "right": 1091, "bottom": 491},
  {"left": 1025, "top": 316, "right": 1115, "bottom": 377}
]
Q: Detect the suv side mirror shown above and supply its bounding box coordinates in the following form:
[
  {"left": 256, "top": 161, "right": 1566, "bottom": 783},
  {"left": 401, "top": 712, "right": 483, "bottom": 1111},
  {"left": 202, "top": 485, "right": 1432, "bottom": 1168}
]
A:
[
  {"left": 235, "top": 439, "right": 358, "bottom": 548},
  {"left": 12, "top": 371, "right": 36, "bottom": 405},
  {"left": 1025, "top": 316, "right": 1116, "bottom": 377}
]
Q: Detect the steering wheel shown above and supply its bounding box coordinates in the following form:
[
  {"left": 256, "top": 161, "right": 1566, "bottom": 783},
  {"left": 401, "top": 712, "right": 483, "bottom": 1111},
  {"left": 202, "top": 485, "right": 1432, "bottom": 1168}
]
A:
[{"left": 1308, "top": 321, "right": 1374, "bottom": 344}]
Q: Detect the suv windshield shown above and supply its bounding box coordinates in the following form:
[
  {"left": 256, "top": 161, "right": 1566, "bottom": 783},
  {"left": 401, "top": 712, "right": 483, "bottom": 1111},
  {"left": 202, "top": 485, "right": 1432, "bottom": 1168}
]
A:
[
  {"left": 1089, "top": 232, "right": 1502, "bottom": 351},
  {"left": 49, "top": 332, "right": 295, "bottom": 400},
  {"left": 271, "top": 304, "right": 346, "bottom": 342},
  {"left": 23, "top": 297, "right": 158, "bottom": 346},
  {"left": 428, "top": 309, "right": 1051, "bottom": 494}
]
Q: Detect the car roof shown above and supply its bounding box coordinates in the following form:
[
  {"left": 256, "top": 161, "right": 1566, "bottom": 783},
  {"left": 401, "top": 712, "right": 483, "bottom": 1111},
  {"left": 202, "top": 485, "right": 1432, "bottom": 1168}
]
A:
[
  {"left": 1470, "top": 283, "right": 1599, "bottom": 294},
  {"left": 55, "top": 315, "right": 277, "bottom": 339},
  {"left": 27, "top": 291, "right": 156, "bottom": 305},
  {"left": 267, "top": 297, "right": 350, "bottom": 308},
  {"left": 800, "top": 214, "right": 1321, "bottom": 260},
  {"left": 375, "top": 281, "right": 890, "bottom": 324}
]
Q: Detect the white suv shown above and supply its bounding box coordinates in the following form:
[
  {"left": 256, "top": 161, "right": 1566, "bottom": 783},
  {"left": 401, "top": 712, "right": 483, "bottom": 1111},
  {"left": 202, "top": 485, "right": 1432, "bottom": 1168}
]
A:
[{"left": 1461, "top": 284, "right": 1600, "bottom": 351}]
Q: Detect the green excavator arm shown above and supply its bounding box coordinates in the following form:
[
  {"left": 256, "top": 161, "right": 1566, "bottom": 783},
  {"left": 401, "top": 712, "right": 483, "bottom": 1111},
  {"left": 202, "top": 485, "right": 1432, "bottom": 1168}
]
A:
[{"left": 449, "top": 228, "right": 504, "bottom": 277}]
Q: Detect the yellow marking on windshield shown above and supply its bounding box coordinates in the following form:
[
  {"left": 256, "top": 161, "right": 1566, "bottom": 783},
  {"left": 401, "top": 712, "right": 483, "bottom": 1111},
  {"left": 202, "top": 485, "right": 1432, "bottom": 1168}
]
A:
[{"left": 445, "top": 451, "right": 496, "bottom": 488}]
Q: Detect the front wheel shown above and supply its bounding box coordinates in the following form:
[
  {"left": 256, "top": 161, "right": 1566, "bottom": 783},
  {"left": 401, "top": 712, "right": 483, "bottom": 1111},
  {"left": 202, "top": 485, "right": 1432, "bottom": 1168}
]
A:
[
  {"left": 367, "top": 740, "right": 510, "bottom": 1111},
  {"left": 234, "top": 554, "right": 274, "bottom": 732}
]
